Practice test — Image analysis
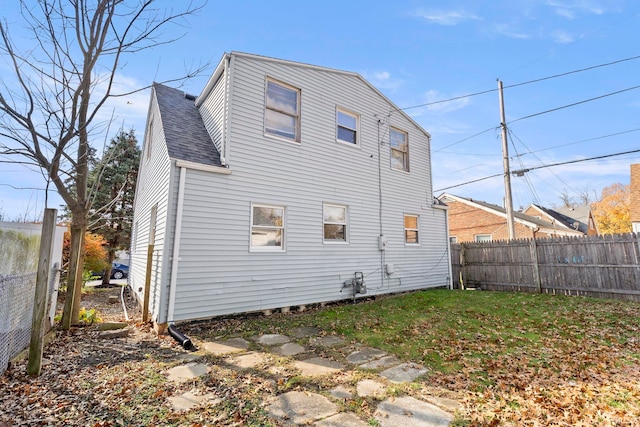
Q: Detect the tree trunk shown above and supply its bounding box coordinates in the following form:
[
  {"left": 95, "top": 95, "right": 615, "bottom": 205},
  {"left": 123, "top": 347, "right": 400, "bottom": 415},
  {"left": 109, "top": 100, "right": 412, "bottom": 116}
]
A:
[
  {"left": 61, "top": 214, "right": 87, "bottom": 329},
  {"left": 101, "top": 247, "right": 117, "bottom": 286}
]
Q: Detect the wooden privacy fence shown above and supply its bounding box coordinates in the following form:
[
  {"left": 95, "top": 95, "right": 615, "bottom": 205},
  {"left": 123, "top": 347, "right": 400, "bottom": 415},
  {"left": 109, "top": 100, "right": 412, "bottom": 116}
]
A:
[{"left": 451, "top": 233, "right": 640, "bottom": 302}]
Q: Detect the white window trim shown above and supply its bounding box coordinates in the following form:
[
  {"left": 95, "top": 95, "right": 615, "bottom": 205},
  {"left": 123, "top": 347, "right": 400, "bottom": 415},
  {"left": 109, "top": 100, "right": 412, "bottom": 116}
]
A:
[
  {"left": 404, "top": 214, "right": 420, "bottom": 245},
  {"left": 389, "top": 127, "right": 409, "bottom": 172},
  {"left": 323, "top": 203, "right": 349, "bottom": 244},
  {"left": 475, "top": 234, "right": 492, "bottom": 242},
  {"left": 264, "top": 77, "right": 301, "bottom": 144},
  {"left": 336, "top": 107, "right": 360, "bottom": 147},
  {"left": 250, "top": 203, "right": 286, "bottom": 252}
]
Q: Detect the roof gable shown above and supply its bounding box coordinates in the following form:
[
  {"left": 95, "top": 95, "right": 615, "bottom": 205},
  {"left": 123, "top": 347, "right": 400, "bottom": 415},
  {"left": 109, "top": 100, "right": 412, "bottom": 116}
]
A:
[{"left": 153, "top": 83, "right": 221, "bottom": 167}]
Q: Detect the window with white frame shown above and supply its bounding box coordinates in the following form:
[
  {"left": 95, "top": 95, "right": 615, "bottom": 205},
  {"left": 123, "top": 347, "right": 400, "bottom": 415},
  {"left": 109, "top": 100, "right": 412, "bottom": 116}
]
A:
[
  {"left": 450, "top": 236, "right": 457, "bottom": 243},
  {"left": 336, "top": 108, "right": 359, "bottom": 145},
  {"left": 265, "top": 78, "right": 300, "bottom": 142},
  {"left": 404, "top": 214, "right": 419, "bottom": 244},
  {"left": 323, "top": 203, "right": 347, "bottom": 242},
  {"left": 475, "top": 234, "right": 492, "bottom": 242},
  {"left": 251, "top": 204, "right": 285, "bottom": 250},
  {"left": 390, "top": 127, "right": 409, "bottom": 171}
]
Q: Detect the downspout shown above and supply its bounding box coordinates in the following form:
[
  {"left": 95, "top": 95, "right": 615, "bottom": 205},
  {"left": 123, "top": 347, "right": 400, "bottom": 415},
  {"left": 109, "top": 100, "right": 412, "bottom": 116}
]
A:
[
  {"left": 377, "top": 117, "right": 385, "bottom": 289},
  {"left": 444, "top": 205, "right": 453, "bottom": 290},
  {"left": 167, "top": 165, "right": 186, "bottom": 323},
  {"left": 221, "top": 56, "right": 229, "bottom": 165}
]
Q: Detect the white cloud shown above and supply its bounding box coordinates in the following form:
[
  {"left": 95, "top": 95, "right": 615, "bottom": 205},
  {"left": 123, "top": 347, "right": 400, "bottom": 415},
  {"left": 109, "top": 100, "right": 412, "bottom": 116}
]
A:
[
  {"left": 362, "top": 71, "right": 403, "bottom": 92},
  {"left": 413, "top": 8, "right": 480, "bottom": 26},
  {"left": 422, "top": 89, "right": 471, "bottom": 113},
  {"left": 493, "top": 23, "right": 532, "bottom": 39},
  {"left": 545, "top": 0, "right": 608, "bottom": 19},
  {"left": 550, "top": 29, "right": 576, "bottom": 43}
]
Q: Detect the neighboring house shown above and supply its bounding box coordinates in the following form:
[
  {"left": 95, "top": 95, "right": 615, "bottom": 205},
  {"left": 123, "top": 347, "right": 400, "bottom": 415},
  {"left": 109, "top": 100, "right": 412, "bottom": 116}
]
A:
[
  {"left": 437, "top": 193, "right": 585, "bottom": 242},
  {"left": 524, "top": 204, "right": 598, "bottom": 236},
  {"left": 631, "top": 163, "right": 640, "bottom": 233},
  {"left": 130, "top": 52, "right": 451, "bottom": 326}
]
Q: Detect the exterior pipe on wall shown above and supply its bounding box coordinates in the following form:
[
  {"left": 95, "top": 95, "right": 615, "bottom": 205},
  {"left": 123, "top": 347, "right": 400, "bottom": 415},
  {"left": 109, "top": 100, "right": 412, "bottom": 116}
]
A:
[{"left": 167, "top": 165, "right": 186, "bottom": 323}]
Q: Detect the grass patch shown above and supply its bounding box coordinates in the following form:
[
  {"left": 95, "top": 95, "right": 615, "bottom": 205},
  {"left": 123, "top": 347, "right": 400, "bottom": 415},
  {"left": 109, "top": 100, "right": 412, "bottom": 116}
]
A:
[{"left": 187, "top": 289, "right": 640, "bottom": 425}]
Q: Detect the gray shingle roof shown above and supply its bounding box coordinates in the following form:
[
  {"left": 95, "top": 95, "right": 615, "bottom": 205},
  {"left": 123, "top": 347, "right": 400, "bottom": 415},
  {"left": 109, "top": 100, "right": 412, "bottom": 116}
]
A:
[{"left": 153, "top": 83, "right": 221, "bottom": 167}]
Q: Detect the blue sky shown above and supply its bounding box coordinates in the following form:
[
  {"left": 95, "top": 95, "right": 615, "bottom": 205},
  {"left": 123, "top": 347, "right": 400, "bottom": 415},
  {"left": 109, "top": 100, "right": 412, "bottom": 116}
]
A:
[{"left": 1, "top": 0, "right": 639, "bottom": 220}]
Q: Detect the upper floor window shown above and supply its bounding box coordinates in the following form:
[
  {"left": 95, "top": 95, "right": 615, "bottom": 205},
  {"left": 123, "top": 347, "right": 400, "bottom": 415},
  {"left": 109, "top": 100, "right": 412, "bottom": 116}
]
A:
[
  {"left": 251, "top": 204, "right": 285, "bottom": 251},
  {"left": 336, "top": 108, "right": 359, "bottom": 145},
  {"left": 390, "top": 127, "right": 409, "bottom": 172},
  {"left": 404, "top": 214, "right": 419, "bottom": 244},
  {"left": 265, "top": 79, "right": 300, "bottom": 142},
  {"left": 323, "top": 203, "right": 347, "bottom": 242}
]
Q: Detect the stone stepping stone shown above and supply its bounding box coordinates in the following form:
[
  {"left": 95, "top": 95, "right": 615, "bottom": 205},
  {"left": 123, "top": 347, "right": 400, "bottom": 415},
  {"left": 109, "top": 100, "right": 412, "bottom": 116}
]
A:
[
  {"left": 346, "top": 347, "right": 387, "bottom": 365},
  {"left": 310, "top": 335, "right": 344, "bottom": 347},
  {"left": 267, "top": 391, "right": 337, "bottom": 424},
  {"left": 359, "top": 355, "right": 400, "bottom": 370},
  {"left": 256, "top": 334, "right": 290, "bottom": 346},
  {"left": 356, "top": 379, "right": 386, "bottom": 398},
  {"left": 375, "top": 396, "right": 453, "bottom": 426},
  {"left": 201, "top": 338, "right": 249, "bottom": 355},
  {"left": 329, "top": 385, "right": 353, "bottom": 399},
  {"left": 425, "top": 396, "right": 464, "bottom": 412},
  {"left": 315, "top": 412, "right": 370, "bottom": 426},
  {"left": 294, "top": 357, "right": 344, "bottom": 377},
  {"left": 168, "top": 391, "right": 220, "bottom": 411},
  {"left": 379, "top": 362, "right": 428, "bottom": 383},
  {"left": 275, "top": 342, "right": 306, "bottom": 356},
  {"left": 292, "top": 326, "right": 321, "bottom": 338},
  {"left": 166, "top": 362, "right": 210, "bottom": 383},
  {"left": 227, "top": 351, "right": 270, "bottom": 369}
]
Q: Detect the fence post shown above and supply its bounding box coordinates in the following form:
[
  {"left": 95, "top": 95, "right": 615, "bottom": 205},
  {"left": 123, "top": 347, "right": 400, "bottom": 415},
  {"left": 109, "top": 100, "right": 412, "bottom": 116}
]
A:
[
  {"left": 529, "top": 238, "right": 541, "bottom": 293},
  {"left": 459, "top": 243, "right": 466, "bottom": 290},
  {"left": 27, "top": 208, "right": 57, "bottom": 376}
]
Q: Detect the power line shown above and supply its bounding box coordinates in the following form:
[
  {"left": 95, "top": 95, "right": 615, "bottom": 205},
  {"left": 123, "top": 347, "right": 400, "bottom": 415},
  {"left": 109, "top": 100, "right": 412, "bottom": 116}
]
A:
[
  {"left": 434, "top": 149, "right": 640, "bottom": 193},
  {"left": 400, "top": 53, "right": 640, "bottom": 112},
  {"left": 433, "top": 127, "right": 498, "bottom": 152},
  {"left": 512, "top": 127, "right": 640, "bottom": 158},
  {"left": 512, "top": 149, "right": 640, "bottom": 176},
  {"left": 509, "top": 85, "right": 640, "bottom": 124}
]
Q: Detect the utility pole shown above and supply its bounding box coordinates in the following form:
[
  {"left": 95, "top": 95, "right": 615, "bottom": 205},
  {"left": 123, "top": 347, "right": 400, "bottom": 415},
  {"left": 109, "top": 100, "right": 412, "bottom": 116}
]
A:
[{"left": 498, "top": 79, "right": 516, "bottom": 240}]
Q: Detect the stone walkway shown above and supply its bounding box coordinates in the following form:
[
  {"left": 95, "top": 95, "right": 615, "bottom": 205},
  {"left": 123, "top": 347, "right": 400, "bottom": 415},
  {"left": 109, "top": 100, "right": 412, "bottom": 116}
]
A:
[{"left": 164, "top": 327, "right": 460, "bottom": 426}]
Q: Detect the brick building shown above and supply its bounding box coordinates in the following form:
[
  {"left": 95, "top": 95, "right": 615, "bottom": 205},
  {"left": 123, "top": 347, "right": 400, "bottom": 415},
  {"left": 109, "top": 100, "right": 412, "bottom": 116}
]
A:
[{"left": 438, "top": 193, "right": 586, "bottom": 242}]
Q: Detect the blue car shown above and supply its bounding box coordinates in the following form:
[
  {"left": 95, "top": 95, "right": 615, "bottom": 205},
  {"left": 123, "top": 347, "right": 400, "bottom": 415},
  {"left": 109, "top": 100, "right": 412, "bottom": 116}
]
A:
[{"left": 110, "top": 263, "right": 129, "bottom": 279}]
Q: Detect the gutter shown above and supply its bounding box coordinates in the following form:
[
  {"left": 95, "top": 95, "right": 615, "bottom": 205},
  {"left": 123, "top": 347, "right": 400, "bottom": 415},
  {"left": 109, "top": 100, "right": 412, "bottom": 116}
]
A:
[{"left": 167, "top": 165, "right": 187, "bottom": 323}]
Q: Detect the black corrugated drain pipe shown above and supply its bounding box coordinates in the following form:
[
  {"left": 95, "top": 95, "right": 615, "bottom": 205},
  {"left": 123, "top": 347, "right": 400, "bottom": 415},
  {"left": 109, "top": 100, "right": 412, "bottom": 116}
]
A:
[{"left": 168, "top": 324, "right": 194, "bottom": 351}]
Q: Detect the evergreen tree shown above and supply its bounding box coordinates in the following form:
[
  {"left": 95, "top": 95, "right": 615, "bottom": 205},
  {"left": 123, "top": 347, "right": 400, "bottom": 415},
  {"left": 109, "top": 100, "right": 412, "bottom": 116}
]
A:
[{"left": 88, "top": 130, "right": 141, "bottom": 284}]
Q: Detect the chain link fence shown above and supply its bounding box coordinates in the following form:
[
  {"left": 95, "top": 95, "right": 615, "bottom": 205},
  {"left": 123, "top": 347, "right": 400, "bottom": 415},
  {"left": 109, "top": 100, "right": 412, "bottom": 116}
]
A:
[{"left": 0, "top": 266, "right": 59, "bottom": 375}]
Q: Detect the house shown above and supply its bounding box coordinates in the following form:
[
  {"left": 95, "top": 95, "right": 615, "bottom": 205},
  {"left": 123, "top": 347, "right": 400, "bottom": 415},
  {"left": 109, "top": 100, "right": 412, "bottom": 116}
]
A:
[
  {"left": 524, "top": 204, "right": 598, "bottom": 236},
  {"left": 437, "top": 193, "right": 585, "bottom": 242},
  {"left": 130, "top": 52, "right": 451, "bottom": 326},
  {"left": 631, "top": 163, "right": 640, "bottom": 233}
]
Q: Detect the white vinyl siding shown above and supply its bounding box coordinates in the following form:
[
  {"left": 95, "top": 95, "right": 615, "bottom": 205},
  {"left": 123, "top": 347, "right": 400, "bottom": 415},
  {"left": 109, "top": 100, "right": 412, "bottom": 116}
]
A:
[{"left": 199, "top": 73, "right": 227, "bottom": 155}]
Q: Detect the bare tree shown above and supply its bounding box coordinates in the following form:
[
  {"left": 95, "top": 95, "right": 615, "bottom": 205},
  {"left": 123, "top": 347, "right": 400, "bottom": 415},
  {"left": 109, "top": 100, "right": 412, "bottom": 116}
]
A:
[{"left": 0, "top": 1, "right": 205, "bottom": 329}]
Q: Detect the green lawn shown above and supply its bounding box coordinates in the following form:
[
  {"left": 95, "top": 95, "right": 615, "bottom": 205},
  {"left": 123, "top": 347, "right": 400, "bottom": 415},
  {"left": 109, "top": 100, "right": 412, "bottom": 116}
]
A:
[{"left": 189, "top": 289, "right": 640, "bottom": 425}]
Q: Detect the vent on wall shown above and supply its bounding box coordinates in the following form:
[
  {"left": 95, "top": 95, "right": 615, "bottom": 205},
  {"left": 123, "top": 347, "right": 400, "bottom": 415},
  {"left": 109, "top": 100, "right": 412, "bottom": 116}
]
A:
[{"left": 184, "top": 93, "right": 196, "bottom": 101}]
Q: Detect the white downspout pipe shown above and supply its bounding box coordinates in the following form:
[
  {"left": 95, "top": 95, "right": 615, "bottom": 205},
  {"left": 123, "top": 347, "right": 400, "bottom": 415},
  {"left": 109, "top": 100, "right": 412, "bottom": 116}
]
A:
[{"left": 167, "top": 166, "right": 186, "bottom": 322}]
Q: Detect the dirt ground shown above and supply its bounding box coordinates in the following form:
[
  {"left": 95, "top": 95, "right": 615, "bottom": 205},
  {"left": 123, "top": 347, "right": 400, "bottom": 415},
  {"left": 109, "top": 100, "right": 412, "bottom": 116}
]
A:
[{"left": 0, "top": 284, "right": 188, "bottom": 426}]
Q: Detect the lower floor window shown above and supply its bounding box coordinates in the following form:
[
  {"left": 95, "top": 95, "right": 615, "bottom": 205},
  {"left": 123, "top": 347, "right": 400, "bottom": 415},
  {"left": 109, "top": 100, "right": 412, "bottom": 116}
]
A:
[
  {"left": 323, "top": 203, "right": 347, "bottom": 242},
  {"left": 251, "top": 204, "right": 285, "bottom": 250},
  {"left": 404, "top": 214, "right": 419, "bottom": 244},
  {"left": 475, "top": 234, "right": 492, "bottom": 242}
]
